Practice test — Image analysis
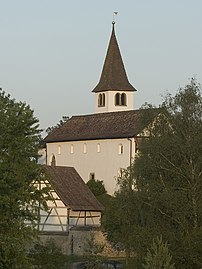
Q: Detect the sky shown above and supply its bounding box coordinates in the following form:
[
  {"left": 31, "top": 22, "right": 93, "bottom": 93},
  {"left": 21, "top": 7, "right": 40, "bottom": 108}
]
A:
[{"left": 1, "top": 0, "right": 202, "bottom": 134}]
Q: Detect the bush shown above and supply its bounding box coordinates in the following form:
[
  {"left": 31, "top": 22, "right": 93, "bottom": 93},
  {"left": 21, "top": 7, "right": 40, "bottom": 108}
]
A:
[{"left": 29, "top": 239, "right": 69, "bottom": 269}]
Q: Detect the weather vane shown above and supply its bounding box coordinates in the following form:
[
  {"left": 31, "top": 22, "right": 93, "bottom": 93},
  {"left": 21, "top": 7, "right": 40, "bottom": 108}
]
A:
[{"left": 112, "top": 11, "right": 118, "bottom": 24}]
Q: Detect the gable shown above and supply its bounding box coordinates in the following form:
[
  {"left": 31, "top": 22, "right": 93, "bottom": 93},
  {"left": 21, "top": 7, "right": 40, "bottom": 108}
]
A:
[{"left": 43, "top": 166, "right": 104, "bottom": 211}]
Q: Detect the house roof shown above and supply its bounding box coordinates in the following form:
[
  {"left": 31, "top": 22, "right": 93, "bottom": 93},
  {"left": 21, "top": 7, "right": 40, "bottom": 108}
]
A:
[
  {"left": 43, "top": 165, "right": 104, "bottom": 211},
  {"left": 92, "top": 22, "right": 136, "bottom": 93},
  {"left": 44, "top": 109, "right": 146, "bottom": 143}
]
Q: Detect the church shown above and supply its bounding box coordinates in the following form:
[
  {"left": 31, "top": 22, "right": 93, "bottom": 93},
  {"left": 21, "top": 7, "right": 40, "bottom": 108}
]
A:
[{"left": 44, "top": 21, "right": 147, "bottom": 195}]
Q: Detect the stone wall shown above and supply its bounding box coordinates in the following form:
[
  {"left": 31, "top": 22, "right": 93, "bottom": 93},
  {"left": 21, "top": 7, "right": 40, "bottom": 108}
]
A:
[{"left": 39, "top": 227, "right": 125, "bottom": 257}]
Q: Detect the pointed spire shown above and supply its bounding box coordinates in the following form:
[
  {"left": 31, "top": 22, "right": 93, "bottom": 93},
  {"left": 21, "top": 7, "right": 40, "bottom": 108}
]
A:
[{"left": 92, "top": 22, "right": 136, "bottom": 93}]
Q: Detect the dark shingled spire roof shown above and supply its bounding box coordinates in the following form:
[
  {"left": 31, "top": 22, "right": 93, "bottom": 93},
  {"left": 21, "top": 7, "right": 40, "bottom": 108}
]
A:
[{"left": 92, "top": 22, "right": 136, "bottom": 93}]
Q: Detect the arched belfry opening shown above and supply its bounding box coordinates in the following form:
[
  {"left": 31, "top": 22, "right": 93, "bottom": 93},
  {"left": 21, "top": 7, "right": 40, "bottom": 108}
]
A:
[{"left": 98, "top": 93, "right": 105, "bottom": 107}]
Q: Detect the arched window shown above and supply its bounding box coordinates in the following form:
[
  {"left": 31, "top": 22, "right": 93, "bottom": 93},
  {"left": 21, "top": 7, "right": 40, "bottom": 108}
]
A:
[
  {"left": 83, "top": 143, "right": 87, "bottom": 154},
  {"left": 118, "top": 168, "right": 123, "bottom": 177},
  {"left": 121, "top": 93, "right": 127, "bottom": 106},
  {"left": 98, "top": 94, "right": 102, "bottom": 107},
  {"left": 115, "top": 93, "right": 127, "bottom": 106},
  {"left": 118, "top": 144, "right": 124, "bottom": 155},
  {"left": 102, "top": 93, "right": 105, "bottom": 106},
  {"left": 70, "top": 144, "right": 74, "bottom": 154},
  {"left": 58, "top": 145, "right": 61, "bottom": 155},
  {"left": 89, "top": 173, "right": 95, "bottom": 180},
  {"left": 115, "top": 93, "right": 120, "bottom": 106},
  {"left": 98, "top": 93, "right": 105, "bottom": 107},
  {"left": 51, "top": 155, "right": 56, "bottom": 166},
  {"left": 97, "top": 143, "right": 101, "bottom": 153}
]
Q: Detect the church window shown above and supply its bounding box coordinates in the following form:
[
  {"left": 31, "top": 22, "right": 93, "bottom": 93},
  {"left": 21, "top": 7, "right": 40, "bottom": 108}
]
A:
[
  {"left": 135, "top": 140, "right": 139, "bottom": 153},
  {"left": 58, "top": 145, "right": 61, "bottom": 155},
  {"left": 70, "top": 144, "right": 74, "bottom": 154},
  {"left": 83, "top": 143, "right": 87, "bottom": 154},
  {"left": 97, "top": 143, "right": 101, "bottom": 153},
  {"left": 118, "top": 144, "right": 124, "bottom": 155},
  {"left": 115, "top": 93, "right": 127, "bottom": 106},
  {"left": 121, "top": 93, "right": 127, "bottom": 106},
  {"left": 115, "top": 93, "right": 120, "bottom": 105},
  {"left": 51, "top": 155, "right": 56, "bottom": 166},
  {"left": 98, "top": 93, "right": 105, "bottom": 107},
  {"left": 102, "top": 93, "right": 105, "bottom": 106},
  {"left": 118, "top": 168, "right": 123, "bottom": 177},
  {"left": 89, "top": 173, "right": 95, "bottom": 180}
]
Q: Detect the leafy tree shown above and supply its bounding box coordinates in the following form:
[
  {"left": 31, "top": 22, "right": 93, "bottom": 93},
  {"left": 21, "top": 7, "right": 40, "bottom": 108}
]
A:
[
  {"left": 86, "top": 178, "right": 107, "bottom": 196},
  {"left": 102, "top": 167, "right": 153, "bottom": 265},
  {"left": 45, "top": 115, "right": 69, "bottom": 134},
  {"left": 103, "top": 79, "right": 202, "bottom": 268},
  {"left": 0, "top": 89, "right": 48, "bottom": 268},
  {"left": 134, "top": 79, "right": 202, "bottom": 268},
  {"left": 83, "top": 233, "right": 105, "bottom": 269},
  {"left": 143, "top": 236, "right": 175, "bottom": 269}
]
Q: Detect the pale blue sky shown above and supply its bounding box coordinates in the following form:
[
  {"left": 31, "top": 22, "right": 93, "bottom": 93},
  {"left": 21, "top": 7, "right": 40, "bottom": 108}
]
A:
[{"left": 1, "top": 0, "right": 202, "bottom": 132}]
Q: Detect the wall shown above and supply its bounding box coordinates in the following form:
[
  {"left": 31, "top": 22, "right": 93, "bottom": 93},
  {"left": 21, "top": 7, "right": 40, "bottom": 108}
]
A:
[
  {"left": 46, "top": 138, "right": 136, "bottom": 195},
  {"left": 39, "top": 229, "right": 125, "bottom": 257},
  {"left": 94, "top": 91, "right": 134, "bottom": 113}
]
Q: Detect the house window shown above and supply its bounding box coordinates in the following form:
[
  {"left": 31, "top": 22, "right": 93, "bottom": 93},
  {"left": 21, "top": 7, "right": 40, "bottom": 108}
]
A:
[
  {"left": 70, "top": 144, "right": 74, "bottom": 154},
  {"left": 118, "top": 144, "right": 124, "bottom": 155},
  {"left": 58, "top": 145, "right": 61, "bottom": 155},
  {"left": 83, "top": 143, "right": 87, "bottom": 154},
  {"left": 98, "top": 93, "right": 105, "bottom": 107},
  {"left": 97, "top": 143, "right": 101, "bottom": 153},
  {"left": 89, "top": 173, "right": 95, "bottom": 180}
]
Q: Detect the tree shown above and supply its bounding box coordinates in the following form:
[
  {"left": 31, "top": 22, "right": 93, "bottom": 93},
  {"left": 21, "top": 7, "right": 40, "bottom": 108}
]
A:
[
  {"left": 45, "top": 116, "right": 69, "bottom": 134},
  {"left": 86, "top": 178, "right": 107, "bottom": 196},
  {"left": 83, "top": 233, "right": 105, "bottom": 269},
  {"left": 0, "top": 89, "right": 48, "bottom": 268},
  {"left": 143, "top": 236, "right": 175, "bottom": 269},
  {"left": 103, "top": 79, "right": 202, "bottom": 268},
  {"left": 102, "top": 167, "right": 153, "bottom": 266},
  {"left": 134, "top": 79, "right": 202, "bottom": 268}
]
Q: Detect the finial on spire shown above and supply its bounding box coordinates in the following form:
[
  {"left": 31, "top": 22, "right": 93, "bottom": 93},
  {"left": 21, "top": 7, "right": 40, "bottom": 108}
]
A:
[{"left": 112, "top": 11, "right": 118, "bottom": 24}]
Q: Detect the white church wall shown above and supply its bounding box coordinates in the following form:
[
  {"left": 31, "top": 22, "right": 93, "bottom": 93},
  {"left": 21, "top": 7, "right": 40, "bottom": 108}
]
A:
[{"left": 47, "top": 138, "right": 136, "bottom": 195}]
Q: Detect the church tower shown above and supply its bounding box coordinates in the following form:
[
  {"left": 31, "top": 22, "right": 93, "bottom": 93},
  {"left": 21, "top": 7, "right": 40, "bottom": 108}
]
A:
[{"left": 92, "top": 22, "right": 136, "bottom": 113}]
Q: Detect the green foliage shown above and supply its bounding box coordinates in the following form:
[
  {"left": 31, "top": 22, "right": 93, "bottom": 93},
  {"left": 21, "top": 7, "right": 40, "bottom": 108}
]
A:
[
  {"left": 0, "top": 89, "right": 49, "bottom": 268},
  {"left": 103, "top": 79, "right": 202, "bottom": 268},
  {"left": 134, "top": 79, "right": 202, "bottom": 268},
  {"left": 30, "top": 239, "right": 69, "bottom": 269},
  {"left": 83, "top": 233, "right": 105, "bottom": 269},
  {"left": 143, "top": 236, "right": 175, "bottom": 269},
  {"left": 86, "top": 178, "right": 107, "bottom": 196},
  {"left": 102, "top": 167, "right": 153, "bottom": 263},
  {"left": 46, "top": 116, "right": 69, "bottom": 134}
]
